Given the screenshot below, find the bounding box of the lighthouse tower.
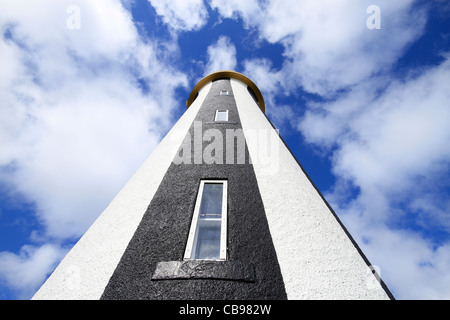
[33,71,393,300]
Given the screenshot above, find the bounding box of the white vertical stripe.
[231,78,389,299]
[33,83,212,300]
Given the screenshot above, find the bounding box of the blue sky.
[0,0,449,300]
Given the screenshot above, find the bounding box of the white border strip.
[33,83,212,300]
[231,78,389,300]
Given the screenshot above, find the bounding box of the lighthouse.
[32,71,393,300]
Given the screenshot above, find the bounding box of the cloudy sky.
[0,0,449,300]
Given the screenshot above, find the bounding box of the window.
[184,180,227,261]
[215,110,228,121]
[220,90,229,95]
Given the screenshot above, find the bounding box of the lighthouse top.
[186,70,266,113]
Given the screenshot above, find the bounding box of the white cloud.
[318,57,450,200]
[208,0,261,26]
[241,58,296,129]
[204,36,237,75]
[0,0,188,298]
[242,58,283,96]
[213,0,425,96]
[148,0,209,32]
[0,0,188,238]
[337,212,450,299]
[0,244,67,299]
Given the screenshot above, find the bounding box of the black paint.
[101,79,287,300]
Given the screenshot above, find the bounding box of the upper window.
[184,180,227,261]
[215,110,228,122]
[220,90,229,95]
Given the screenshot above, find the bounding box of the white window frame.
[220,90,229,95]
[184,180,227,261]
[215,109,229,121]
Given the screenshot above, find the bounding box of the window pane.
[194,225,221,259]
[220,90,228,95]
[184,180,227,261]
[215,110,228,121]
[199,183,223,219]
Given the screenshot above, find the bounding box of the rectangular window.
[220,90,229,95]
[184,180,227,261]
[215,110,228,121]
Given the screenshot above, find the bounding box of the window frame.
[214,109,229,122]
[184,180,228,261]
[220,90,229,95]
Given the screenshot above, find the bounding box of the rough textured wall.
[101,79,287,300]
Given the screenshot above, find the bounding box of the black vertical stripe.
[101,79,287,300]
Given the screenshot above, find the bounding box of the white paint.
[231,78,389,299]
[32,83,212,300]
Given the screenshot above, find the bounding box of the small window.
[220,90,229,95]
[215,110,228,121]
[184,180,227,261]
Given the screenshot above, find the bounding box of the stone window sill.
[151,260,255,282]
